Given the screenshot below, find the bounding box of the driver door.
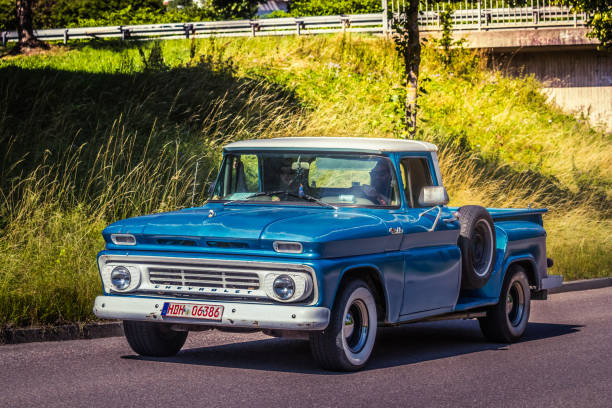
[397,156,461,317]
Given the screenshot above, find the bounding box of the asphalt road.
[2,287,611,408]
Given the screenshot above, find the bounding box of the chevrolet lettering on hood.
[93,137,562,371]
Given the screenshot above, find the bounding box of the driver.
[277,159,298,191]
[363,160,392,205]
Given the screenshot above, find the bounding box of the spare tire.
[457,205,496,290]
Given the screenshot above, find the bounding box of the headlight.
[110,266,131,290]
[264,272,312,302]
[273,275,295,300]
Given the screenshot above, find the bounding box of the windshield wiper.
[299,192,338,209]
[226,190,337,209]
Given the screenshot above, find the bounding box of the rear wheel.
[310,279,377,371]
[123,321,188,357]
[478,266,531,343]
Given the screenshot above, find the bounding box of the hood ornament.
[208,209,215,218]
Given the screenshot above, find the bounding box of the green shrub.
[289,0,382,16]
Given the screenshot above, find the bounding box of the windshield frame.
[208,150,402,209]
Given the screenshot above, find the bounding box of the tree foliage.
[0,0,258,31]
[562,0,611,50]
[289,0,381,16]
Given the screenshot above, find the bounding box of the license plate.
[161,302,224,321]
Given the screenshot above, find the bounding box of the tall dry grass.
[439,148,611,280]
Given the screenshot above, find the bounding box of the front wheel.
[310,279,377,371]
[123,321,188,357]
[478,266,531,343]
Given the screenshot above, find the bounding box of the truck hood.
[102,204,400,258]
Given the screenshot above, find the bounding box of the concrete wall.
[423,28,611,132]
[493,49,612,132]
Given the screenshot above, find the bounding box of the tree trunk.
[14,0,47,51]
[16,0,35,43]
[404,1,420,139]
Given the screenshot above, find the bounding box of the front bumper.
[93,296,330,331]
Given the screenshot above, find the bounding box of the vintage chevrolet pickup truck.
[94,137,562,371]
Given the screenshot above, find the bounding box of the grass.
[0,35,609,327]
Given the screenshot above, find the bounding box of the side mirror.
[418,186,449,207]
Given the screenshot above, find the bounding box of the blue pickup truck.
[94,137,562,371]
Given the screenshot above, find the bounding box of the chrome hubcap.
[343,313,355,338]
[344,299,369,353]
[507,281,525,327]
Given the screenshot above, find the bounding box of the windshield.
[210,152,400,207]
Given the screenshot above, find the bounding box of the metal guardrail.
[1,1,586,46]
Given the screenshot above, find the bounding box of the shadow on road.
[121,320,582,374]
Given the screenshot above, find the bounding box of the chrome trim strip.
[273,241,304,254]
[110,234,136,246]
[93,295,330,331]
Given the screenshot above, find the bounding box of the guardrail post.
[341,16,351,31]
[532,8,539,25]
[1,32,7,47]
[250,22,260,37]
[63,29,69,44]
[573,12,577,27]
[485,11,491,27]
[296,20,304,35]
[478,0,482,31]
[121,27,131,40]
[184,24,194,39]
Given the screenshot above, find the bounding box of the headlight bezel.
[102,264,141,293]
[264,272,313,303]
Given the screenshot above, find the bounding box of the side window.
[400,158,433,208]
[215,154,260,199]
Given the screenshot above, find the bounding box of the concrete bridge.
[460,28,610,132]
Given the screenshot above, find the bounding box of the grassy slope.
[0,35,609,327]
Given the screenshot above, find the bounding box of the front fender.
[315,253,404,323]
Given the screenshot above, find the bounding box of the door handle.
[389,227,403,235]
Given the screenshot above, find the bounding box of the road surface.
[1,287,611,407]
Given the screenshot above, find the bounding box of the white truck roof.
[223,137,438,153]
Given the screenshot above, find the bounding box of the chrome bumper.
[93,296,330,331]
[541,275,563,290]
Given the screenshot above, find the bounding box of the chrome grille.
[99,255,316,303]
[148,267,260,290]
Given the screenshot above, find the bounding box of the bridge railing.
[394,0,588,31]
[1,1,585,46]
